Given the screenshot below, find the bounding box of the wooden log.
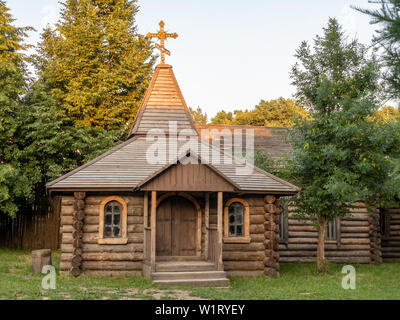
[61,205,74,215]
[250,224,265,234]
[264,204,276,214]
[223,251,264,261]
[223,261,264,271]
[70,267,81,277]
[81,261,142,271]
[226,270,264,277]
[250,215,265,224]
[61,197,74,206]
[341,226,370,233]
[62,243,143,253]
[75,210,85,221]
[264,195,276,204]
[223,242,265,252]
[74,192,86,200]
[73,200,85,211]
[71,255,82,267]
[62,252,144,262]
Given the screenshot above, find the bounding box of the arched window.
[98,196,128,244]
[228,202,244,237]
[104,201,122,238]
[224,198,250,243]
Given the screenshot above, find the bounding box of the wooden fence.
[0,196,61,250]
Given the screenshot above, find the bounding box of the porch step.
[153,278,229,287]
[152,270,227,281]
[156,261,216,272]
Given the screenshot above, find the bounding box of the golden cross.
[147,20,178,64]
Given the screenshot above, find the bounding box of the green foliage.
[288,18,400,224]
[211,110,234,124]
[19,80,121,212]
[210,98,309,127]
[370,105,400,122]
[0,165,30,217]
[0,1,34,216]
[35,0,155,131]
[354,0,400,101]
[189,106,208,124]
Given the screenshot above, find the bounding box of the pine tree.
[354,0,400,101]
[35,0,155,131]
[0,1,33,216]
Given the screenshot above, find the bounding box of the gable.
[140,162,237,192]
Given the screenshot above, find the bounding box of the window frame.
[325,217,341,246]
[98,196,128,245]
[380,209,391,239]
[223,198,250,244]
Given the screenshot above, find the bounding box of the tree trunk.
[316,216,328,273]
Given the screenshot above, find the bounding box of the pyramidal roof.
[128,64,197,137]
[47,63,299,194]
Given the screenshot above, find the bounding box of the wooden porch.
[142,191,229,286]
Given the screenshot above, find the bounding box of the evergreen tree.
[354,1,400,101]
[0,1,32,216]
[289,18,400,272]
[35,0,155,131]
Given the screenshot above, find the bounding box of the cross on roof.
[147,20,178,64]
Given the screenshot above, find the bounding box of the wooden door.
[156,196,197,256]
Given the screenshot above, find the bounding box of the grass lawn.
[0,248,399,300]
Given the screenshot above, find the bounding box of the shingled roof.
[47,64,299,194]
[195,124,292,161]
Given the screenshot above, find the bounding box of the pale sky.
[8,0,378,118]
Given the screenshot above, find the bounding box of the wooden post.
[204,192,210,260]
[143,192,148,262]
[151,191,157,272]
[217,191,223,271]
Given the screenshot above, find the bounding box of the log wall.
[60,194,144,276]
[382,208,400,261]
[212,194,280,277]
[279,202,380,264]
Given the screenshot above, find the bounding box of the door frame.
[156,192,202,257]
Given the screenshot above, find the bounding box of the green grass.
[1,248,399,300]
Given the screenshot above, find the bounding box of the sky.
[7,0,379,118]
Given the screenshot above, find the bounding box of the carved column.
[264,195,280,277]
[369,209,382,264]
[71,192,85,277]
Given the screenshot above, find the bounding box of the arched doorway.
[156,195,198,257]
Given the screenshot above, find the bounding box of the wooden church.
[47,21,299,286]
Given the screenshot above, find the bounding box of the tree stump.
[32,249,52,274]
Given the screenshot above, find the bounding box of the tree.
[211,110,234,124]
[370,105,400,122]
[189,106,208,124]
[18,81,120,214]
[233,98,309,127]
[210,98,309,127]
[35,0,155,131]
[0,1,33,216]
[289,18,400,272]
[354,1,400,101]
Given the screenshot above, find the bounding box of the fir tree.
[35,0,155,131]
